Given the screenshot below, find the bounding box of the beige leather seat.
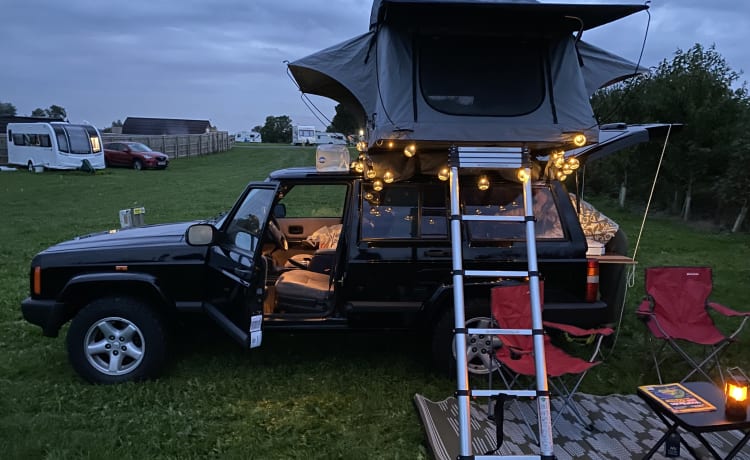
[275,269,332,301]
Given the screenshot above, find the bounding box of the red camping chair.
[490,283,614,430]
[636,266,750,385]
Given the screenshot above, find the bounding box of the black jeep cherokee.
[19,125,669,384]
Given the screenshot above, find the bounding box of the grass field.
[1,144,748,459]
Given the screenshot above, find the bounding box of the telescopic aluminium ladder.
[449,146,554,459]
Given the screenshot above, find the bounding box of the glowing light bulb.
[567,157,580,170]
[373,179,384,191]
[383,171,394,183]
[356,141,367,152]
[358,129,364,137]
[354,161,365,173]
[573,133,587,147]
[477,175,490,191]
[403,144,416,158]
[516,168,530,183]
[387,141,394,149]
[366,168,377,179]
[438,167,450,181]
[364,192,374,201]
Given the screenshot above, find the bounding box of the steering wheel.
[267,217,288,251]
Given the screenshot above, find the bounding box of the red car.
[103,142,169,170]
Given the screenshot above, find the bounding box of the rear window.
[419,36,545,116]
[462,183,564,241]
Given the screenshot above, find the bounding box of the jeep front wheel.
[431,298,502,377]
[67,297,167,384]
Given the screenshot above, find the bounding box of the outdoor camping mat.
[413,393,750,460]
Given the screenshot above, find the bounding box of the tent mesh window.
[419,36,546,116]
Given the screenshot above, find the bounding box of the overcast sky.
[2,0,748,134]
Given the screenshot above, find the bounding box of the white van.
[6,122,105,171]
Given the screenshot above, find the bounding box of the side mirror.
[273,203,287,218]
[185,223,217,246]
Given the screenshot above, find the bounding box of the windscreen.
[64,125,93,154]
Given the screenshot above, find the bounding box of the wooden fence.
[101,132,233,159]
[0,131,233,164]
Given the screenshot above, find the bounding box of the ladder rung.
[471,389,537,398]
[474,455,543,460]
[455,147,525,169]
[457,147,524,155]
[456,160,523,169]
[467,327,531,336]
[461,215,526,222]
[464,270,529,278]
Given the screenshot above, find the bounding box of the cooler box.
[315,144,350,172]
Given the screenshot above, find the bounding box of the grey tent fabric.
[369,0,646,32]
[288,0,650,156]
[578,40,649,95]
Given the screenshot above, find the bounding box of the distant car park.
[104,142,169,170]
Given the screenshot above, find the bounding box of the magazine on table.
[638,383,717,414]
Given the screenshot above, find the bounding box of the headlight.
[143,154,153,159]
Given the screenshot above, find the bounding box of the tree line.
[0,102,67,120]
[589,43,749,232]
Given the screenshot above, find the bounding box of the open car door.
[202,182,280,349]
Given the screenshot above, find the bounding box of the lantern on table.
[724,367,749,421]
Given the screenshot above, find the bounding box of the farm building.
[122,117,213,135]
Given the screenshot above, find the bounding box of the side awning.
[568,123,682,163]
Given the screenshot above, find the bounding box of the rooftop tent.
[288,0,649,171]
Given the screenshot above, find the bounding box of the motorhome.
[235,131,262,143]
[6,122,105,171]
[291,125,316,145]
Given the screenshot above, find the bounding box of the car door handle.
[424,249,450,257]
[233,268,253,279]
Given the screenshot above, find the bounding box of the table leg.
[642,423,678,460]
[723,430,750,460]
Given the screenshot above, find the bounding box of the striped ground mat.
[414,392,750,459]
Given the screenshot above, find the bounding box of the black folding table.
[638,381,750,459]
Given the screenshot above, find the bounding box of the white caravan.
[6,122,105,171]
[291,125,316,145]
[235,131,262,143]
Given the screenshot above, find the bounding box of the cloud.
[1,0,747,133]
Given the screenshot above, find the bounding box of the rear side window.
[12,133,25,145]
[279,184,347,218]
[361,183,447,240]
[462,183,564,241]
[420,36,545,116]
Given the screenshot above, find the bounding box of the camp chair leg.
[679,344,727,385]
[490,359,539,442]
[549,378,592,430]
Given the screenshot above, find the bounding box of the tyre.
[431,297,501,377]
[66,296,168,384]
[133,159,143,170]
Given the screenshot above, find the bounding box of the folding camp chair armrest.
[543,320,614,337]
[707,301,750,317]
[636,299,654,318]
